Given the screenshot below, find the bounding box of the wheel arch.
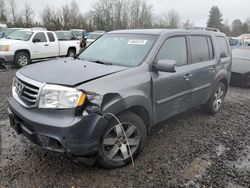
[15,49,31,58]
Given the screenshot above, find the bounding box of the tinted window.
[47,32,55,42]
[190,36,210,63]
[217,37,229,58]
[156,37,187,66]
[33,32,47,42]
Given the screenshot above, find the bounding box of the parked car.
[86,31,105,46]
[55,30,77,40]
[70,29,86,40]
[228,37,247,47]
[230,47,250,87]
[0,29,80,67]
[238,34,250,46]
[8,28,231,168]
[2,28,25,38]
[0,23,7,38]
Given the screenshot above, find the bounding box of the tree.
[207,6,223,30]
[231,19,243,37]
[23,3,34,27]
[182,19,194,28]
[41,6,62,30]
[8,0,16,24]
[165,9,180,28]
[0,0,7,22]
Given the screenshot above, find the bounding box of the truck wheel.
[67,49,76,57]
[204,82,226,114]
[14,52,30,68]
[97,111,147,168]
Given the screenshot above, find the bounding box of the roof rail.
[186,27,220,32]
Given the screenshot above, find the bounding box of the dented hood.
[19,58,128,86]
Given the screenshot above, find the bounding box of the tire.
[97,111,147,168]
[14,52,30,68]
[204,82,227,114]
[67,49,76,57]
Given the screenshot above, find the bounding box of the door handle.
[44,44,49,46]
[184,73,192,81]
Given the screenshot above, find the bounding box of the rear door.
[151,36,193,123]
[187,35,217,107]
[46,32,59,57]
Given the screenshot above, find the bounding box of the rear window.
[190,36,211,63]
[47,32,55,42]
[216,37,229,58]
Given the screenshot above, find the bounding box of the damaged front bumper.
[7,97,109,159]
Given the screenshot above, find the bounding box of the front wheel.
[97,111,147,168]
[14,52,30,68]
[204,82,227,114]
[67,49,76,57]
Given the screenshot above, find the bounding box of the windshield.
[55,31,72,40]
[87,33,103,40]
[4,28,20,37]
[71,31,82,37]
[232,48,250,60]
[6,30,33,41]
[78,33,157,67]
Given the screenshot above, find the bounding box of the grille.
[15,77,40,107]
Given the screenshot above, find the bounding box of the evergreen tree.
[207,6,223,30]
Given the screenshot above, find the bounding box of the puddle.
[183,155,212,181]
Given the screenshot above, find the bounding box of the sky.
[15,0,249,26]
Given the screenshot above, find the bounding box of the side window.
[216,36,229,58]
[47,32,55,42]
[156,37,187,66]
[190,36,210,63]
[33,32,47,42]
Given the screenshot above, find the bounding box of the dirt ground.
[0,69,250,188]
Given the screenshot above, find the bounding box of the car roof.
[108,28,225,36]
[19,29,52,32]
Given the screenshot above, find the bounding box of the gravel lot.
[0,68,250,188]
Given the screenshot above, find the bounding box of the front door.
[151,36,193,123]
[30,32,50,59]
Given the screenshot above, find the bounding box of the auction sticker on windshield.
[128,40,147,45]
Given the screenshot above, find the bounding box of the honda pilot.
[8,28,232,168]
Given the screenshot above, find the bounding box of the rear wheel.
[67,49,76,57]
[204,82,226,114]
[97,111,147,168]
[14,52,30,68]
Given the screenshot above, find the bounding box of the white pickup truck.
[0,29,80,67]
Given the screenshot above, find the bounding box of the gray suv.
[8,28,232,168]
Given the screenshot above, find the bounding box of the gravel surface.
[0,69,250,187]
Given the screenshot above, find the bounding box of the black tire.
[204,82,227,114]
[14,52,30,68]
[67,49,76,57]
[97,111,147,168]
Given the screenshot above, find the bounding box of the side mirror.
[32,38,40,43]
[153,60,177,73]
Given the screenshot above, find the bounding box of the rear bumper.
[8,97,109,157]
[0,52,14,64]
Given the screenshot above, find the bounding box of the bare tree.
[8,0,16,24]
[41,6,62,30]
[0,0,7,22]
[23,3,34,27]
[182,19,194,28]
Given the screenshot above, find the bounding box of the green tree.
[231,19,243,37]
[207,6,223,30]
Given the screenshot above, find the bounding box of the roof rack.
[186,27,220,32]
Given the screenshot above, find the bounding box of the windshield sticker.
[128,40,147,45]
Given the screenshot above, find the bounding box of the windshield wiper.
[88,59,113,65]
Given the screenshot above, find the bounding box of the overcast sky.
[15,0,249,26]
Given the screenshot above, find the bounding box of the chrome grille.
[13,72,44,108]
[15,78,39,106]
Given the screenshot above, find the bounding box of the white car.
[86,32,105,46]
[0,29,80,67]
[238,34,250,46]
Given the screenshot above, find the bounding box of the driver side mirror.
[32,38,40,43]
[153,60,177,73]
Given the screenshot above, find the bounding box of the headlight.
[0,45,10,52]
[38,84,86,109]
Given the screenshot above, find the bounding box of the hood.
[0,39,25,45]
[232,58,250,74]
[19,58,129,86]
